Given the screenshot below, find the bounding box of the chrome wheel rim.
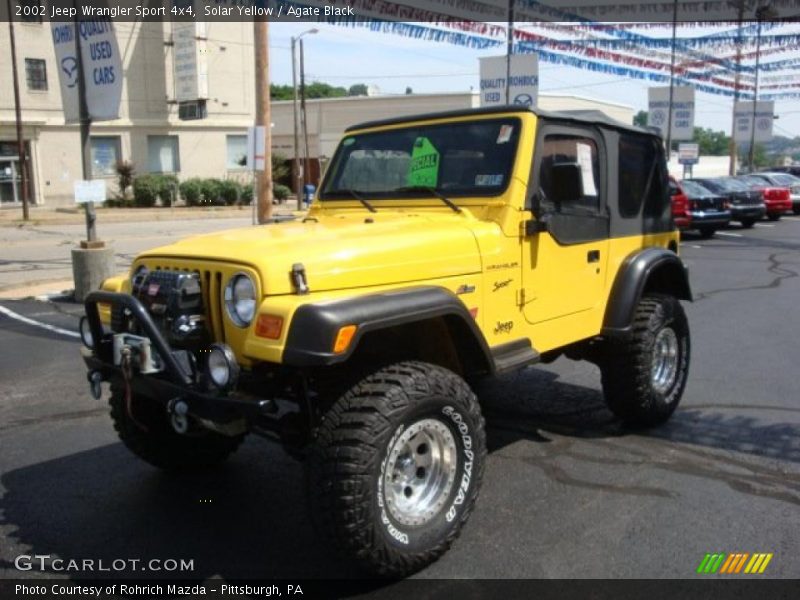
[383,418,457,527]
[651,327,679,396]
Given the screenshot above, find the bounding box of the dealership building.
[1,19,633,208]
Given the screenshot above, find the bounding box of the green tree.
[348,83,369,96]
[633,110,648,127]
[693,127,730,155]
[405,86,413,95]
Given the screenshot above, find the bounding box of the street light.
[292,28,317,203]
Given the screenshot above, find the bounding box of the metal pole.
[74,4,99,245]
[254,20,273,223]
[300,38,311,188]
[505,0,514,104]
[291,36,302,202]
[665,0,678,157]
[748,12,763,172]
[728,2,745,176]
[7,3,30,221]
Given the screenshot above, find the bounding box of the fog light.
[79,316,94,349]
[205,343,239,391]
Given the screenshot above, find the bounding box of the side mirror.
[525,214,551,236]
[550,162,584,205]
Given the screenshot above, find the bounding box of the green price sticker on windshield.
[406,137,440,188]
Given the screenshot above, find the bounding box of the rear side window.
[618,134,664,218]
[539,134,600,213]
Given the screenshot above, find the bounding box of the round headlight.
[79,316,94,349]
[205,343,240,391]
[225,273,256,327]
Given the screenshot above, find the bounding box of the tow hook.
[87,371,103,400]
[167,398,190,434]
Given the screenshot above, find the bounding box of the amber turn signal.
[255,314,283,339]
[333,324,358,354]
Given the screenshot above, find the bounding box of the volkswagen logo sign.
[513,93,534,107]
[61,56,79,89]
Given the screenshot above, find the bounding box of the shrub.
[179,178,204,206]
[132,174,178,207]
[200,178,225,206]
[115,160,135,199]
[237,184,290,205]
[132,175,159,207]
[240,185,253,206]
[219,179,241,206]
[273,183,291,202]
[156,174,178,207]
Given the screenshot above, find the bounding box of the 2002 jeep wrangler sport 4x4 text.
[81,106,691,576]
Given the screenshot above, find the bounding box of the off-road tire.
[109,382,244,470]
[740,219,756,229]
[793,206,800,215]
[767,213,781,221]
[601,295,690,428]
[698,227,716,239]
[307,361,486,577]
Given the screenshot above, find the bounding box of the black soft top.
[345,105,660,139]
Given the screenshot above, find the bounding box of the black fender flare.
[602,247,692,337]
[282,286,496,373]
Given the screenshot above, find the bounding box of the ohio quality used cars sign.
[50,18,123,123]
[648,86,695,141]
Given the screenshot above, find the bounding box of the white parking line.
[716,232,743,238]
[0,304,80,339]
[783,216,800,222]
[755,223,775,227]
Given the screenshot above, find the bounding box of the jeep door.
[521,125,610,327]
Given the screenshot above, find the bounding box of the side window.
[539,135,600,213]
[619,134,660,218]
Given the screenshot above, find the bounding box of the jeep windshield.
[320,118,521,202]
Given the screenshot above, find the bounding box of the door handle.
[587,250,600,263]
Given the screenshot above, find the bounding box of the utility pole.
[8,2,30,221]
[728,1,747,175]
[291,36,302,200]
[75,7,99,246]
[505,0,514,104]
[254,20,273,223]
[748,5,766,172]
[300,38,311,188]
[665,0,679,157]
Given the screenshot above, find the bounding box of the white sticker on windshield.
[497,125,514,144]
[576,143,598,197]
[475,174,503,186]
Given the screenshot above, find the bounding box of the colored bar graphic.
[698,552,773,575]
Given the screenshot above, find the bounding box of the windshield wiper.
[326,188,377,213]
[394,186,462,213]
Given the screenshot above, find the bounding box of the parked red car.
[669,176,690,230]
[736,175,793,220]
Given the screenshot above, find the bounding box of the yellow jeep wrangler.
[80,106,691,576]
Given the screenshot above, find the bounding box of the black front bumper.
[83,291,278,427]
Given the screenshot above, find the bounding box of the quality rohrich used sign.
[50,18,122,123]
[479,54,538,108]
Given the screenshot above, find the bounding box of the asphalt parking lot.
[1,218,799,585]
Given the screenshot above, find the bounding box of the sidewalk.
[0,202,301,299]
[1,201,298,227]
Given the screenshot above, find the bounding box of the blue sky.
[268,21,800,139]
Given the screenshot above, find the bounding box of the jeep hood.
[138,212,486,295]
